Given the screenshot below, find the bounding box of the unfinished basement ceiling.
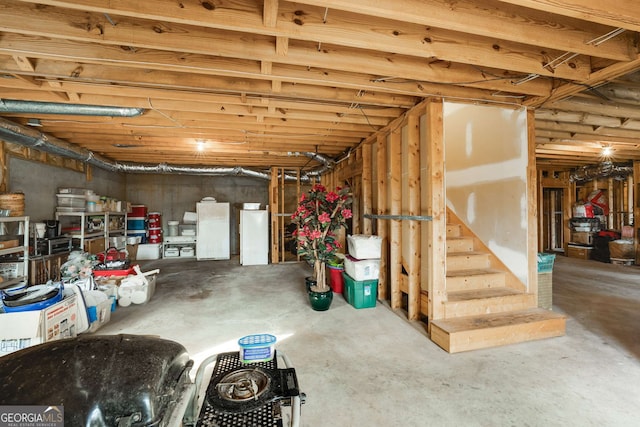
[1,0,640,173]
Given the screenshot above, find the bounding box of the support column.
[389,129,402,309]
[362,143,373,235]
[376,134,389,300]
[426,99,446,326]
[527,109,538,297]
[407,113,421,321]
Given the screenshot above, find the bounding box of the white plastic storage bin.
[344,255,380,281]
[180,246,194,257]
[347,234,382,260]
[164,247,179,257]
[56,194,86,208]
[136,243,162,260]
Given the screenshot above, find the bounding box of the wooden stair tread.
[431,307,565,333]
[446,268,504,278]
[447,287,524,301]
[430,308,566,353]
[447,250,487,257]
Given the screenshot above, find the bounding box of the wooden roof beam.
[291,0,635,60]
[495,0,640,32]
[0,7,553,96]
[13,0,633,61]
[263,0,279,27]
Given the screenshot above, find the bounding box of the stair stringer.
[446,207,526,293]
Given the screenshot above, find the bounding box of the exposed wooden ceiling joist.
[0,0,639,171]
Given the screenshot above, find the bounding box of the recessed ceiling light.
[602,146,613,157]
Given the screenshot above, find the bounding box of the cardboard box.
[567,245,593,260]
[571,231,594,245]
[0,261,25,282]
[0,239,19,250]
[0,294,78,357]
[127,243,138,260]
[84,237,106,254]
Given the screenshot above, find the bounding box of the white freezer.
[196,202,230,260]
[240,209,269,265]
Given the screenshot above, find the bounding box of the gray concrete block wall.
[8,156,269,255]
[125,174,269,255]
[9,156,127,223]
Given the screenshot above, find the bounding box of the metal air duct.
[0,117,330,181]
[569,161,633,182]
[0,99,144,117]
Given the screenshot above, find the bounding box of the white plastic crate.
[347,234,382,260]
[56,194,86,208]
[137,243,162,260]
[344,256,380,281]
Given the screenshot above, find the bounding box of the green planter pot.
[308,288,333,311]
[305,276,316,293]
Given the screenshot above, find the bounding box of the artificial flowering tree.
[291,184,353,292]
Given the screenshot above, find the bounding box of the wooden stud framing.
[425,99,446,325]
[376,134,389,300]
[389,127,402,310]
[270,167,279,264]
[362,143,373,235]
[280,167,286,262]
[406,113,421,321]
[526,109,538,297]
[635,162,640,265]
[0,141,6,192]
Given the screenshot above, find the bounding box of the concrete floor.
[98,255,640,426]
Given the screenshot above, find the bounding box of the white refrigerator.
[240,209,269,265]
[196,202,230,260]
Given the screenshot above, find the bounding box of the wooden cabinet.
[29,252,69,284]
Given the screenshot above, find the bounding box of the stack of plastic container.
[56,188,88,213]
[147,212,162,244]
[127,204,147,243]
[342,234,382,309]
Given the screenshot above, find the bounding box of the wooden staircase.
[429,220,566,353]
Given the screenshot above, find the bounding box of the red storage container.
[328,265,345,293]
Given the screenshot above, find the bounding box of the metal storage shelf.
[55,211,127,252]
[164,235,197,259]
[0,215,29,288]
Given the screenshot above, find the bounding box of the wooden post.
[527,109,538,297]
[634,162,640,264]
[376,134,389,300]
[389,128,402,309]
[0,141,7,192]
[362,143,373,235]
[537,169,545,253]
[297,168,301,262]
[407,113,421,321]
[280,167,286,262]
[270,167,279,264]
[426,99,446,326]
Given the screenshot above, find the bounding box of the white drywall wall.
[444,102,529,284]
